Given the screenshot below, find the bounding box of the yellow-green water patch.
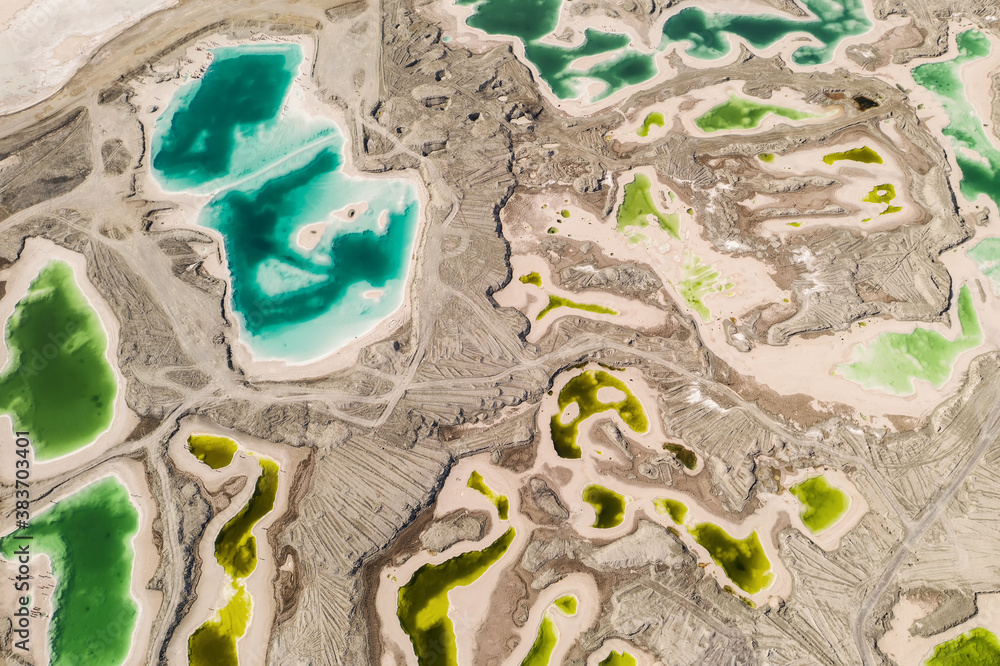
[554,595,577,616]
[188,434,239,470]
[560,209,571,218]
[689,523,774,595]
[654,498,688,524]
[520,610,558,666]
[968,238,1000,295]
[637,112,665,137]
[550,369,648,459]
[520,272,543,287]
[677,251,731,322]
[616,174,680,239]
[822,146,883,165]
[398,527,516,665]
[694,94,817,132]
[862,183,901,215]
[599,650,638,666]
[663,442,697,469]
[837,284,982,395]
[468,470,509,520]
[925,627,1000,665]
[789,475,850,534]
[536,295,618,321]
[583,484,627,529]
[759,153,775,163]
[547,227,559,234]
[188,582,252,666]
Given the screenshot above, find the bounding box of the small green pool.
[550,369,648,459]
[694,94,817,132]
[468,470,509,520]
[689,523,774,595]
[583,484,627,529]
[925,627,1000,665]
[654,498,688,524]
[188,434,239,470]
[789,475,850,534]
[616,174,680,238]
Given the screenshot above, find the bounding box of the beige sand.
[879,592,1000,665]
[377,362,872,662]
[0,458,162,666]
[163,416,308,666]
[0,0,176,115]
[0,238,139,484]
[134,33,429,381]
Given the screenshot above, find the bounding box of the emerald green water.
[968,238,1000,295]
[0,478,139,666]
[837,284,982,395]
[398,527,516,666]
[678,251,731,322]
[789,475,850,534]
[661,0,871,66]
[637,112,665,137]
[823,146,883,165]
[694,94,816,132]
[189,453,279,666]
[520,611,558,666]
[583,484,627,529]
[520,272,542,287]
[188,434,239,470]
[862,183,901,215]
[688,523,774,595]
[554,595,577,615]
[913,31,1000,211]
[0,260,116,460]
[599,651,637,666]
[663,442,697,469]
[654,498,688,524]
[152,45,420,362]
[925,627,1000,665]
[550,369,648,458]
[616,174,680,238]
[468,470,509,520]
[537,295,618,321]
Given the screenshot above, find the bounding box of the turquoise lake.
[152,44,420,362]
[452,0,870,101]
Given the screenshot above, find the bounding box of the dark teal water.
[152,45,420,361]
[661,0,871,66]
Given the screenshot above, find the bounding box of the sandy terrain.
[0,0,176,115]
[163,416,308,666]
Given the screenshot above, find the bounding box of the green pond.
[583,484,627,529]
[188,434,239,470]
[789,475,850,534]
[554,594,577,615]
[654,498,688,524]
[968,238,1000,296]
[925,627,1000,666]
[661,0,871,66]
[152,44,420,363]
[837,284,982,395]
[550,369,648,459]
[0,477,139,666]
[599,650,638,666]
[663,442,697,470]
[398,527,516,666]
[637,112,665,137]
[688,523,774,595]
[678,251,731,322]
[913,31,1000,211]
[616,174,680,238]
[189,453,279,665]
[520,272,543,287]
[468,470,509,520]
[759,153,775,163]
[694,94,816,132]
[862,183,901,216]
[537,295,618,321]
[0,260,117,460]
[520,610,558,666]
[823,146,883,165]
